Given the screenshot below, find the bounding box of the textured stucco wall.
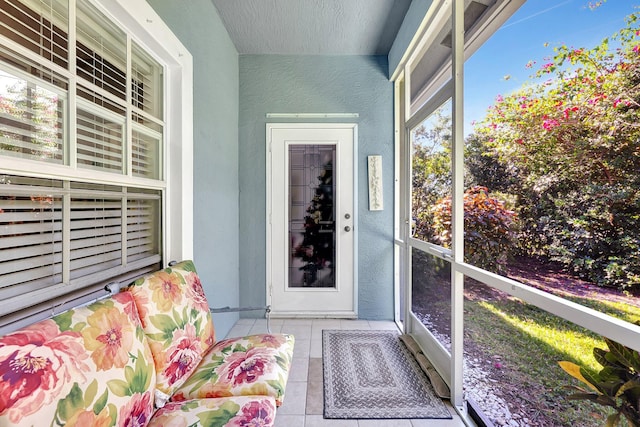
[146,0,240,338]
[239,55,395,320]
[388,0,434,77]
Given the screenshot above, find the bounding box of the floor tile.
[249,318,279,334]
[281,324,313,340]
[309,336,323,358]
[274,415,305,427]
[409,415,467,427]
[224,324,252,338]
[278,381,307,415]
[282,318,314,326]
[358,419,412,426]
[292,339,311,359]
[305,358,323,415]
[367,320,400,330]
[340,319,370,330]
[311,319,342,329]
[289,356,309,382]
[304,415,359,426]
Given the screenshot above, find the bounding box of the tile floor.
[224,318,471,427]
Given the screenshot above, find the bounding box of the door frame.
[265,123,358,318]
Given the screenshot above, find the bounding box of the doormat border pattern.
[322,329,452,419]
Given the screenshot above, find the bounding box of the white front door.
[267,123,357,317]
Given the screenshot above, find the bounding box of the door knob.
[344,226,351,232]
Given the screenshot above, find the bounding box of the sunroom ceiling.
[210,0,412,55]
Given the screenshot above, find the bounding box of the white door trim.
[266,123,358,318]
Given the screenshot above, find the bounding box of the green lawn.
[464,292,640,426]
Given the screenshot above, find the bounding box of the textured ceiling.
[211,0,412,55]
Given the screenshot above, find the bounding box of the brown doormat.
[399,334,451,399]
[322,330,452,419]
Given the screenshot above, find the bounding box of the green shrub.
[431,186,518,272]
[559,335,640,426]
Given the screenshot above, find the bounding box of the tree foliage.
[471,11,640,292]
[411,105,452,242]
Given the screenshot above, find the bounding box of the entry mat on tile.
[322,329,452,419]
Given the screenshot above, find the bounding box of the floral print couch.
[0,260,295,427]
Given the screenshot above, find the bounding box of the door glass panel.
[288,144,336,288]
[410,98,452,245]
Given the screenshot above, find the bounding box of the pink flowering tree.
[471,11,640,291]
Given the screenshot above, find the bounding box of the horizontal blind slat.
[0,263,62,288]
[70,233,120,249]
[0,251,62,276]
[0,241,62,262]
[70,241,121,259]
[0,220,62,236]
[70,226,122,240]
[0,231,63,249]
[0,274,62,301]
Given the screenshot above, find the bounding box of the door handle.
[344,226,351,232]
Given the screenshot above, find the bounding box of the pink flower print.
[228,399,276,427]
[164,324,201,386]
[118,392,154,427]
[185,272,209,312]
[247,334,287,349]
[0,320,89,423]
[216,347,274,387]
[113,292,143,326]
[147,401,188,427]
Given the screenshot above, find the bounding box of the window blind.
[0,178,63,301]
[76,104,124,173]
[69,191,123,279]
[132,128,160,179]
[0,175,162,317]
[0,0,166,327]
[0,0,69,69]
[126,192,160,263]
[131,42,163,119]
[76,0,126,101]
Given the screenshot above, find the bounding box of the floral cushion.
[148,396,276,427]
[124,260,216,403]
[172,333,295,406]
[0,292,156,427]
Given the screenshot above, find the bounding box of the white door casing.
[266,123,357,317]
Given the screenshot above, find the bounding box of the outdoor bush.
[431,186,518,272]
[470,11,640,292]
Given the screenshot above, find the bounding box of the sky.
[464,0,640,135]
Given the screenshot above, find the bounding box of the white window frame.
[0,0,193,324]
[392,0,640,417]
